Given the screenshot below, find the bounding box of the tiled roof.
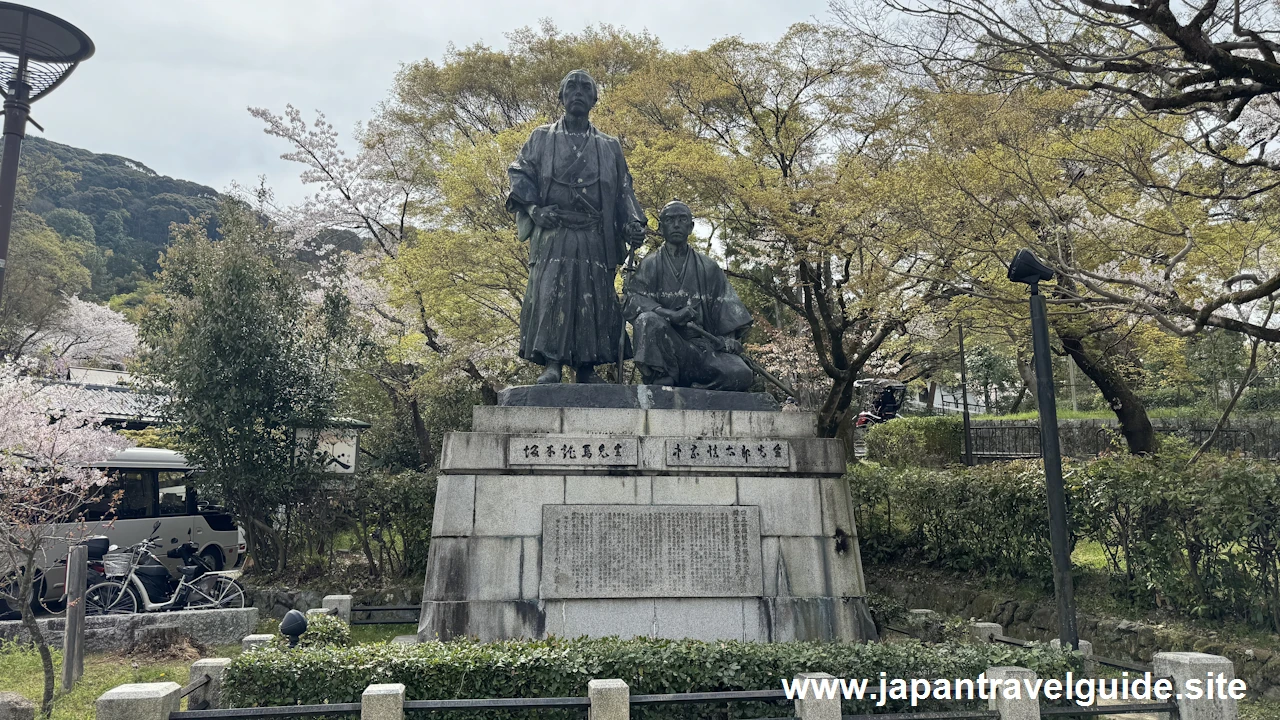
[31,380,164,424]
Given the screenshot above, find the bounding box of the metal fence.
[350,604,419,626]
[971,424,1042,460]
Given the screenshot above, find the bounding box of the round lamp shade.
[0,2,93,102]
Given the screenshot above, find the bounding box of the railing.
[971,425,1042,459]
[349,604,419,626]
[404,696,589,711]
[172,705,360,719]
[179,674,212,712]
[1038,704,1177,717]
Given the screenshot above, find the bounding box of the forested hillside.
[19,136,219,299]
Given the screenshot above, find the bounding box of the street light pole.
[1008,248,1079,650]
[0,2,95,303]
[0,72,30,301]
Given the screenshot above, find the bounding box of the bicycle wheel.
[85,581,138,616]
[186,575,245,610]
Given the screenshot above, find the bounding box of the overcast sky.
[28,0,830,205]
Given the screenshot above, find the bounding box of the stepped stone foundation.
[419,386,876,643]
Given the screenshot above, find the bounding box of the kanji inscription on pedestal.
[664,439,790,468]
[507,436,639,466]
[541,505,762,598]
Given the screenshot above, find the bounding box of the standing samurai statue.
[506,69,648,384]
[624,200,755,391]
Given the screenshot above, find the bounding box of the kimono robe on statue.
[506,119,647,367]
[624,244,756,391]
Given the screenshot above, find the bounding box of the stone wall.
[0,607,257,653]
[869,573,1280,698]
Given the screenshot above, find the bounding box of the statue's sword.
[683,320,797,397]
[616,241,641,385]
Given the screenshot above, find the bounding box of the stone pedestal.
[419,386,876,643]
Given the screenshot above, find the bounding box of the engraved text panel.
[541,505,762,598]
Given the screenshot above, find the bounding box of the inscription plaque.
[508,436,639,466]
[665,439,790,468]
[542,505,762,598]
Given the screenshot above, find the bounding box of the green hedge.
[848,460,1057,579]
[864,416,962,468]
[1071,443,1280,629]
[224,637,1079,719]
[849,443,1280,630]
[270,613,351,649]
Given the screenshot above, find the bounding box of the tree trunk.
[1015,347,1037,411]
[817,373,857,438]
[408,398,435,469]
[18,558,54,717]
[1058,333,1156,453]
[1007,383,1028,414]
[926,381,936,413]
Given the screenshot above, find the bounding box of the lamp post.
[957,323,974,466]
[0,3,93,302]
[1007,248,1079,650]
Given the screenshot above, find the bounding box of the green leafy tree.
[140,200,347,572]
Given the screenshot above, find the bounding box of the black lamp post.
[957,323,974,466]
[0,3,93,302]
[1007,248,1079,650]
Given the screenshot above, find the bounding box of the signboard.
[296,428,361,474]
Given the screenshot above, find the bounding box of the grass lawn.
[0,622,411,720]
[0,641,241,720]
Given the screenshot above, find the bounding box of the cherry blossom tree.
[0,361,130,716]
[24,296,138,372]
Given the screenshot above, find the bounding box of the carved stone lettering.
[665,439,790,468]
[508,436,639,466]
[541,505,762,598]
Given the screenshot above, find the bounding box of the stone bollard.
[1049,638,1096,675]
[792,672,841,720]
[242,634,274,651]
[322,594,353,623]
[970,622,1002,643]
[906,609,943,642]
[96,683,182,720]
[362,683,405,720]
[1154,652,1240,720]
[985,667,1040,720]
[306,608,334,618]
[0,692,35,720]
[588,679,629,720]
[188,658,232,710]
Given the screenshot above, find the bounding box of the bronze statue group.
[507,69,756,392]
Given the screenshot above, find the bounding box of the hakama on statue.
[506,120,646,368]
[624,244,756,391]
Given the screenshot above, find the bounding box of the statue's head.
[658,199,693,246]
[559,69,599,117]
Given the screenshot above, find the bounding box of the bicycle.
[85,521,244,615]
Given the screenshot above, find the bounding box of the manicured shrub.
[849,444,1280,630]
[1071,442,1280,630]
[223,636,1079,719]
[865,416,962,468]
[849,461,1059,580]
[269,613,351,649]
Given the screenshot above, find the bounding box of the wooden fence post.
[61,544,86,690]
